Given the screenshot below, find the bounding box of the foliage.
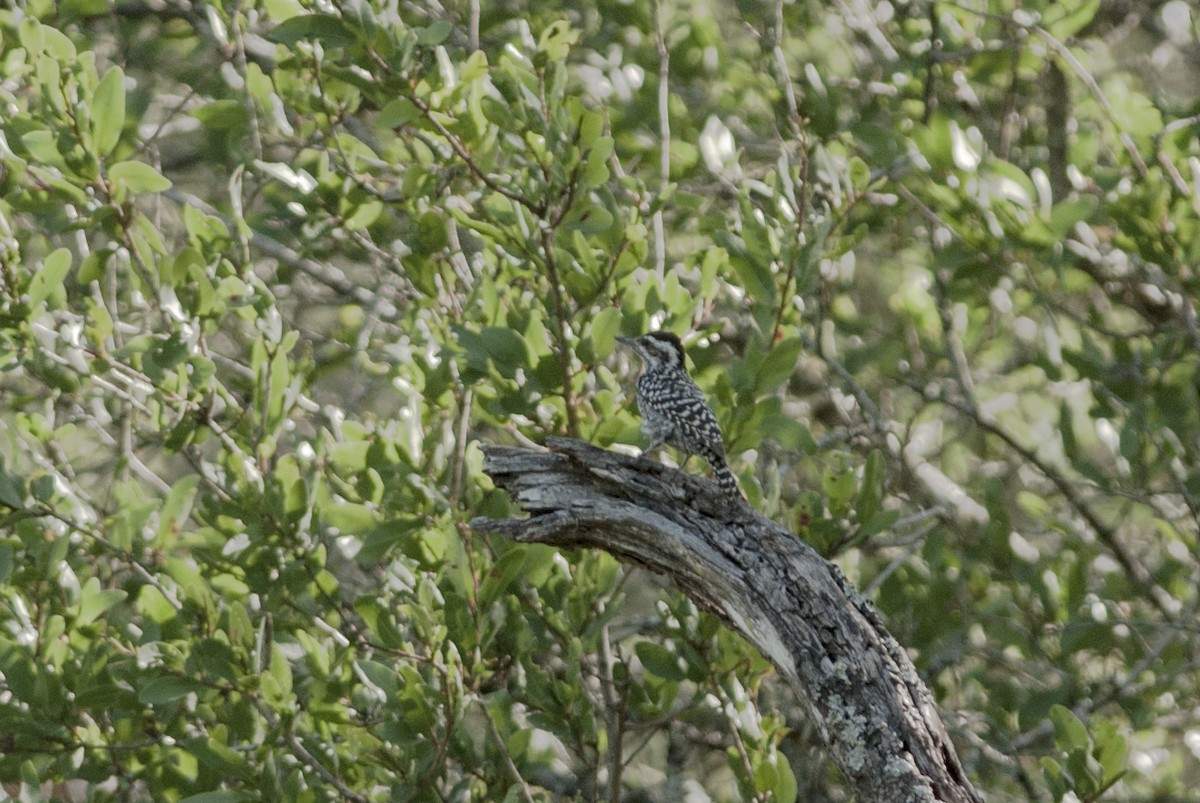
[0,0,1198,800]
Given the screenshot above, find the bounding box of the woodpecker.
[616,331,741,498]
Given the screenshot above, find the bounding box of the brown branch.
[652,0,670,280]
[481,699,538,803]
[768,0,811,345]
[539,227,579,437]
[407,94,547,217]
[1043,59,1071,203]
[471,438,984,803]
[1032,25,1149,179]
[922,1,940,125]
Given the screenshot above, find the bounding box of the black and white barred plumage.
[617,332,741,499]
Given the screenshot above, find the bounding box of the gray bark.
[470,437,984,803]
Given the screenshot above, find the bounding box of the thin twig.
[922,1,940,124]
[769,0,811,344]
[714,681,770,803]
[932,272,978,413]
[282,722,367,801]
[408,94,547,216]
[801,331,884,428]
[652,0,670,282]
[1032,25,1149,178]
[600,625,626,803]
[480,699,538,803]
[536,225,579,436]
[468,0,480,51]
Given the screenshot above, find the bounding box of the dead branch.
[470,437,983,803]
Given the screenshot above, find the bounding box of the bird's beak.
[615,335,646,365]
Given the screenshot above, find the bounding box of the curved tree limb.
[470,438,983,803]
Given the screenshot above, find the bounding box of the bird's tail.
[711,456,743,499]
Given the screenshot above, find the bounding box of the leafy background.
[1,0,1199,800]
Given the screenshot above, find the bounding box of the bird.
[616,331,741,499]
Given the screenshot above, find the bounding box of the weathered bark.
[470,438,983,803]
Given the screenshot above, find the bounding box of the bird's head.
[616,331,686,372]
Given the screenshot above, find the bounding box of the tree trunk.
[470,438,984,803]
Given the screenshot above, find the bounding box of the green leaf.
[1096,729,1128,783]
[482,553,529,614]
[263,643,293,703]
[267,14,357,47]
[855,449,886,525]
[345,199,383,231]
[1041,756,1069,801]
[77,576,127,626]
[565,205,614,235]
[156,475,200,543]
[1048,196,1098,239]
[857,509,901,540]
[193,99,249,131]
[822,452,857,514]
[20,129,67,169]
[577,108,604,150]
[42,24,78,59]
[183,204,231,245]
[1050,704,1091,753]
[761,412,817,454]
[1119,404,1145,463]
[357,518,421,563]
[848,155,872,193]
[186,735,256,783]
[717,231,774,301]
[472,326,530,369]
[583,135,613,188]
[416,211,449,255]
[668,140,699,178]
[0,467,26,508]
[144,333,190,381]
[589,308,622,358]
[1043,0,1101,39]
[19,17,44,54]
[180,793,256,803]
[537,20,578,62]
[138,675,204,705]
[635,642,686,682]
[191,639,239,685]
[28,248,72,307]
[357,660,400,698]
[322,502,376,534]
[771,752,798,803]
[378,98,420,128]
[328,440,370,472]
[754,338,802,396]
[19,761,42,795]
[340,0,376,41]
[755,753,798,802]
[92,65,126,157]
[0,638,38,701]
[108,160,172,193]
[418,20,453,46]
[1103,79,1163,144]
[78,251,110,285]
